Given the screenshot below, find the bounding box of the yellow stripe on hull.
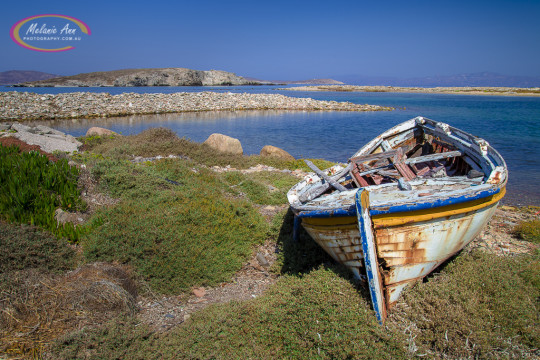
[372,187,505,228]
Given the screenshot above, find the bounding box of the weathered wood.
[393,147,416,181]
[352,150,463,179]
[377,169,400,178]
[414,165,431,176]
[405,150,463,165]
[299,164,351,202]
[462,155,483,173]
[350,150,397,164]
[351,164,370,188]
[304,160,348,192]
[381,140,392,151]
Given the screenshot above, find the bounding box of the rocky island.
[15,68,259,87]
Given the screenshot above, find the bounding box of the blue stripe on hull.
[294,187,500,220]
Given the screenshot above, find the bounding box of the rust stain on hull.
[376,201,498,307]
[301,199,500,309]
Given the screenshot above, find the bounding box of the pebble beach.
[0,91,393,121]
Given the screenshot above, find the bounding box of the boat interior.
[347,130,478,190]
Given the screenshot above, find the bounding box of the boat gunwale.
[293,185,502,220]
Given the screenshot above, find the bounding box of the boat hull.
[299,187,504,309]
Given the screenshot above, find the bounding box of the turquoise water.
[3,86,539,205]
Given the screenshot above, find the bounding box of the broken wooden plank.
[350,150,397,164]
[351,150,463,179]
[351,164,371,188]
[299,164,352,202]
[393,147,416,181]
[405,150,463,165]
[304,160,347,192]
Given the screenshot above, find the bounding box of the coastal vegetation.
[0,130,538,359]
[514,219,540,243]
[0,145,86,241]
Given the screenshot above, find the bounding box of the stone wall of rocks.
[279,85,540,96]
[0,91,393,121]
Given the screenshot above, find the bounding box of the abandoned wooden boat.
[287,116,507,323]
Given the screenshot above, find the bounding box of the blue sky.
[2,0,540,80]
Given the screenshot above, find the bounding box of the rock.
[0,123,11,131]
[203,133,243,155]
[9,123,82,154]
[55,208,83,225]
[256,252,270,268]
[260,145,295,161]
[86,127,118,137]
[11,123,32,132]
[35,125,65,136]
[192,287,206,298]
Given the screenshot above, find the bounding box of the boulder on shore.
[86,127,118,137]
[203,133,243,155]
[1,122,81,154]
[260,145,295,161]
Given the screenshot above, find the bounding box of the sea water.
[2,86,539,205]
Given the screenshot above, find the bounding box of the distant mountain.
[16,68,259,87]
[335,72,540,87]
[0,70,60,85]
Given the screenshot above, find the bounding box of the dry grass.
[0,262,137,359]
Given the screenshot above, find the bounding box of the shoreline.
[0,91,392,121]
[279,85,540,97]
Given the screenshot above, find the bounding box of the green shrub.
[272,208,337,275]
[223,171,299,205]
[514,219,540,243]
[82,158,270,293]
[0,145,86,241]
